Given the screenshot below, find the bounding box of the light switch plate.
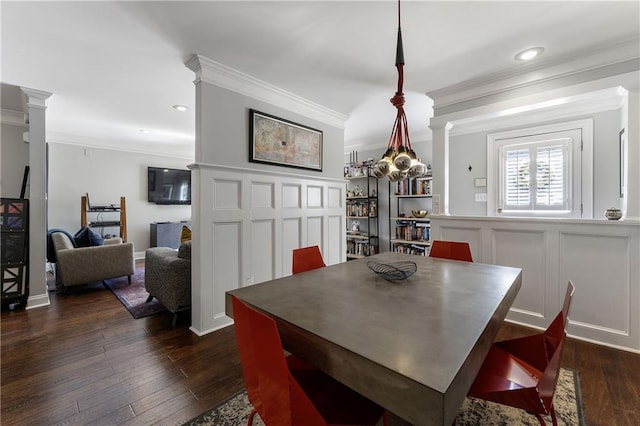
[475,193,487,202]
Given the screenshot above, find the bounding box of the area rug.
[103,266,167,319]
[184,368,584,426]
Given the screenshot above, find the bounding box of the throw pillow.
[180,225,192,244]
[74,227,105,247]
[178,240,191,261]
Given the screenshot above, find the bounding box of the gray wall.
[47,143,193,256]
[198,83,345,178]
[449,109,624,217]
[1,123,29,198]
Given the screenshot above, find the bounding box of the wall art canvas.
[249,109,323,171]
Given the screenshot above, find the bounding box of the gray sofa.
[51,231,135,288]
[144,242,191,326]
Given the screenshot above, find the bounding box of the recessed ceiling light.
[514,47,544,61]
[139,129,150,134]
[172,105,189,112]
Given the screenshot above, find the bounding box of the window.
[500,137,571,212]
[487,119,593,218]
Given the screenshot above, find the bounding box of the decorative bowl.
[412,210,428,218]
[367,261,417,281]
[604,208,622,220]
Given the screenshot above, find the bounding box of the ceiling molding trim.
[20,87,53,109]
[47,134,194,160]
[445,86,627,137]
[0,109,28,127]
[185,54,349,129]
[428,36,640,114]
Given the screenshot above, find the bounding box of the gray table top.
[226,252,522,425]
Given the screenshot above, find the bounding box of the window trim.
[487,119,593,219]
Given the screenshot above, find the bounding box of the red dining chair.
[468,281,575,426]
[292,245,326,274]
[429,240,473,262]
[231,296,388,426]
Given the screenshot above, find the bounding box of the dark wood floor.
[2,271,639,425]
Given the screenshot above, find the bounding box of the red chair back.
[429,240,473,262]
[232,296,325,426]
[292,245,326,274]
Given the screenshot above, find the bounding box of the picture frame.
[249,109,323,172]
[619,128,626,198]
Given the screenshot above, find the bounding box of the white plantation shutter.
[488,120,591,219]
[498,136,573,213]
[504,148,530,207]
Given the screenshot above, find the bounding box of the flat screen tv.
[147,167,191,205]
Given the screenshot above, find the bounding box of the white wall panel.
[561,233,630,339]
[191,164,346,335]
[328,186,343,209]
[251,181,274,209]
[307,216,323,249]
[307,185,323,208]
[493,229,547,324]
[438,226,482,261]
[251,220,275,284]
[214,180,241,210]
[282,183,302,208]
[430,216,640,352]
[213,221,241,317]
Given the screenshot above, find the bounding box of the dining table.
[225,251,522,425]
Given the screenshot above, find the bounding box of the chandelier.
[372,0,427,181]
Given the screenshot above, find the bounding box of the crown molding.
[20,87,53,109]
[428,36,640,115]
[434,86,627,137]
[0,109,28,127]
[185,54,349,129]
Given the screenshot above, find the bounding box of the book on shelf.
[393,178,432,196]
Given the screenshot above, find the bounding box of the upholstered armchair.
[50,231,135,288]
[144,242,191,326]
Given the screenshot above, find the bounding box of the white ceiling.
[2,1,639,158]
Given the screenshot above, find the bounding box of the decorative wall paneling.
[190,164,346,335]
[431,216,640,353]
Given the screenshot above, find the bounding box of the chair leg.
[549,405,558,426]
[532,412,547,426]
[145,295,154,303]
[172,313,179,327]
[128,275,132,285]
[247,408,257,426]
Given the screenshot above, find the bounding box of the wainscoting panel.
[492,229,547,325]
[307,185,324,209]
[212,221,241,318]
[282,218,302,275]
[307,216,323,250]
[190,164,346,336]
[251,219,275,285]
[430,216,640,352]
[437,226,482,261]
[560,232,631,347]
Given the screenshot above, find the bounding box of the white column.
[21,87,52,309]
[429,121,453,215]
[624,89,639,220]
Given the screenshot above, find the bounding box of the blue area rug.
[104,266,167,319]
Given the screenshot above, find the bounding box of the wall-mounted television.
[147,167,191,205]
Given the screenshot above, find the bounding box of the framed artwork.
[619,128,626,198]
[249,109,323,171]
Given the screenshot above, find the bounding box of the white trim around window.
[487,119,593,219]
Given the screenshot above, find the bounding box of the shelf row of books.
[347,239,378,257]
[391,242,430,256]
[393,178,432,196]
[393,220,430,242]
[346,200,377,217]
